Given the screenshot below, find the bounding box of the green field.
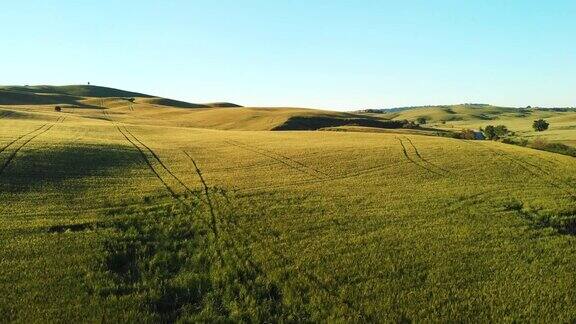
[368,104,576,147]
[1,86,576,322]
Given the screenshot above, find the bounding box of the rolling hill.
[0,86,575,321]
[0,85,415,131]
[0,84,247,109]
[362,104,576,146]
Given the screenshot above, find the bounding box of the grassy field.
[1,87,576,322]
[370,104,576,146]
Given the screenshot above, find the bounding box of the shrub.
[416,117,427,125]
[402,120,419,129]
[482,125,497,140]
[494,125,509,137]
[529,138,576,157]
[532,119,549,132]
[529,138,549,150]
[459,129,477,140]
[54,106,62,112]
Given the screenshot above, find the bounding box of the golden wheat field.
[1,88,576,322]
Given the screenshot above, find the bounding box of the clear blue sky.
[1,1,574,110]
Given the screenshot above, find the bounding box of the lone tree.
[533,119,549,132]
[416,117,427,125]
[54,106,62,112]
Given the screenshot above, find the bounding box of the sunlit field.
[1,94,576,321]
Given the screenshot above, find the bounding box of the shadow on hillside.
[0,144,144,193]
[272,116,412,131]
[0,90,101,108]
[139,98,210,108]
[1,85,153,99]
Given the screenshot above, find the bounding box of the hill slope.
[0,85,407,131]
[364,104,576,146]
[0,85,240,109]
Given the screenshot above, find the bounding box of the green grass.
[1,93,576,321]
[368,104,576,147]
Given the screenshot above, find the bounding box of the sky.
[1,0,574,110]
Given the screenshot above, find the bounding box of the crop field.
[1,92,576,322]
[376,104,576,146]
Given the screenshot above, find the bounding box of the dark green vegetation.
[482,125,509,140]
[1,86,576,322]
[272,116,417,131]
[527,138,576,157]
[533,118,550,132]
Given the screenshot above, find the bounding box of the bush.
[459,129,477,140]
[494,125,509,137]
[533,119,549,132]
[416,117,427,125]
[529,138,576,157]
[54,106,62,112]
[529,138,549,150]
[402,120,419,129]
[482,125,496,140]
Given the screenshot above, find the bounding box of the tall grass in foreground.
[90,192,298,322]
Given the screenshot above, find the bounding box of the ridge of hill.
[0,85,153,98]
[361,104,521,122]
[0,85,242,109]
[360,104,576,122]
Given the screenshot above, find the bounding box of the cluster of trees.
[479,119,549,140]
[482,125,509,140]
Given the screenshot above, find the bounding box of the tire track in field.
[0,110,15,119]
[103,110,179,198]
[469,140,576,199]
[113,123,178,198]
[237,159,410,193]
[397,137,443,176]
[217,195,368,318]
[122,126,205,202]
[0,117,64,177]
[184,152,219,239]
[489,146,576,199]
[0,124,49,156]
[184,155,368,318]
[225,140,328,180]
[181,149,364,315]
[402,137,450,174]
[235,139,450,193]
[210,159,283,172]
[104,110,205,204]
[180,153,324,319]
